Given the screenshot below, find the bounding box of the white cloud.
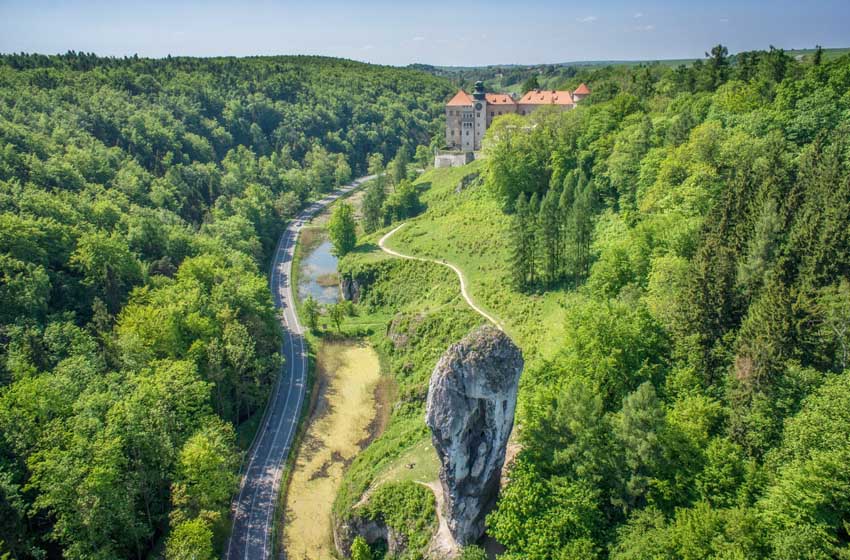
[577,15,597,23]
[634,12,643,18]
[412,36,425,42]
[361,44,375,50]
[719,17,730,23]
[634,24,655,31]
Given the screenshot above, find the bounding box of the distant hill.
[410,46,850,93]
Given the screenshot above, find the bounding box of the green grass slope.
[326,160,570,556]
[331,242,482,558]
[382,162,567,364]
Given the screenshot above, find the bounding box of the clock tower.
[472,81,487,151]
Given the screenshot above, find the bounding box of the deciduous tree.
[328,202,357,256]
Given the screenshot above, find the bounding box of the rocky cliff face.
[340,275,361,303]
[425,326,523,545]
[333,513,406,558]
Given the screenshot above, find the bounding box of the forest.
[0,52,451,558]
[411,47,846,95]
[481,45,850,558]
[3,41,850,560]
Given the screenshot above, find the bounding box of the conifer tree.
[362,181,386,233]
[704,44,730,89]
[368,152,386,191]
[565,180,595,285]
[540,188,560,287]
[510,193,531,290]
[558,176,576,281]
[528,192,541,287]
[615,382,667,512]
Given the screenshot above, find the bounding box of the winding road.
[378,223,503,330]
[226,175,372,560]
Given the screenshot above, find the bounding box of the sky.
[1,0,849,67]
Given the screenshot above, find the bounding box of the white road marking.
[226,178,373,560]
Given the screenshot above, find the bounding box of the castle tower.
[572,83,591,102]
[472,81,487,151]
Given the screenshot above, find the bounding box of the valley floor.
[283,341,382,559]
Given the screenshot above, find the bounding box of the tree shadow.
[352,242,379,254]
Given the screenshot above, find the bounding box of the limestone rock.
[454,171,480,193]
[340,275,361,303]
[333,512,407,558]
[425,325,523,545]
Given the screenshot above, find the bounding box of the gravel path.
[378,223,503,330]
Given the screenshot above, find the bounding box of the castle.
[445,80,590,152]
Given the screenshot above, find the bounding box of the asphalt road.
[226,175,372,560]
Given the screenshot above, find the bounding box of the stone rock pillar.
[425,325,523,545]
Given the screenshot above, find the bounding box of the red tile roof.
[446,90,474,106]
[518,89,575,106]
[573,83,591,95]
[485,93,516,105]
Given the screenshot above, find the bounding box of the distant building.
[445,80,590,151]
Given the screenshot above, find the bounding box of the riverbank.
[281,184,390,559]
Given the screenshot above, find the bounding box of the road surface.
[378,223,503,330]
[226,175,372,560]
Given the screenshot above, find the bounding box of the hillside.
[0,53,452,559]
[380,162,568,361]
[335,45,850,559]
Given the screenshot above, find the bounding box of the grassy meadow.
[382,162,570,364]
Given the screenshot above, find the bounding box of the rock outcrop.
[425,325,523,545]
[340,275,361,302]
[454,171,480,193]
[333,513,407,558]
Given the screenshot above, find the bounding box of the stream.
[297,234,341,305]
[284,224,384,558]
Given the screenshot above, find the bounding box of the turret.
[572,83,591,102]
[471,81,487,150]
[472,80,486,100]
